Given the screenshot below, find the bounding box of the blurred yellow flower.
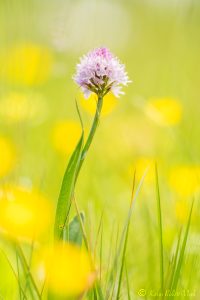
[79,92,118,116]
[45,243,96,296]
[1,44,52,86]
[169,166,200,197]
[131,157,155,184]
[0,92,47,123]
[0,136,16,178]
[145,97,182,126]
[0,186,52,240]
[52,120,82,156]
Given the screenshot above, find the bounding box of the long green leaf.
[125,262,131,300]
[116,171,136,300]
[170,199,194,294]
[167,229,182,291]
[54,133,84,240]
[155,163,164,294]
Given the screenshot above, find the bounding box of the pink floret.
[73,47,130,98]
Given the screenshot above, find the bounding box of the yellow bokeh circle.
[0,185,52,240]
[52,120,82,156]
[169,166,200,197]
[44,243,96,296]
[145,97,182,126]
[79,92,118,116]
[1,44,52,86]
[0,92,47,123]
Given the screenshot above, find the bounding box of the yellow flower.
[79,92,118,116]
[0,92,47,123]
[52,120,82,156]
[1,44,52,86]
[0,136,16,178]
[145,97,182,126]
[131,157,155,184]
[169,166,200,197]
[44,243,96,296]
[0,186,52,240]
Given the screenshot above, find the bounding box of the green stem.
[155,164,164,297]
[53,95,103,241]
[73,95,104,300]
[76,95,103,177]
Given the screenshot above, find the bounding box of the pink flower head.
[73,47,130,98]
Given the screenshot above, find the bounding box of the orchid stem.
[76,95,103,178]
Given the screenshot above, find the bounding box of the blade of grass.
[109,224,120,300]
[125,262,131,300]
[99,223,103,284]
[170,199,194,295]
[155,163,164,295]
[94,211,104,263]
[0,248,27,300]
[115,171,136,300]
[75,98,84,130]
[73,195,105,300]
[15,244,41,300]
[16,251,22,300]
[40,277,46,299]
[186,253,198,293]
[167,229,182,291]
[107,167,147,300]
[104,222,118,297]
[90,210,104,285]
[143,203,156,288]
[96,281,105,300]
[23,240,34,299]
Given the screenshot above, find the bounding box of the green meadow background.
[0,0,200,299]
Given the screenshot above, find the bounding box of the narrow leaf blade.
[54,133,84,240]
[171,199,194,293]
[155,163,164,293]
